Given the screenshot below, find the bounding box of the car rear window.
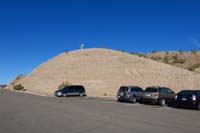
[119,87,128,92]
[179,90,199,96]
[145,87,158,92]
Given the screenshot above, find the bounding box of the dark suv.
[54,85,87,97]
[175,90,200,110]
[142,86,176,106]
[117,86,144,103]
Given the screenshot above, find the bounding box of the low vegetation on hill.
[129,50,200,73]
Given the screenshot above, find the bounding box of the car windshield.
[145,87,158,92]
[179,90,198,95]
[119,87,128,92]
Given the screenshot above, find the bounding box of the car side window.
[68,86,74,92]
[137,87,143,92]
[131,87,136,92]
[160,88,168,94]
[167,88,173,94]
[73,87,78,92]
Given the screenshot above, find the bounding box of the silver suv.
[142,86,176,106]
[117,86,144,103]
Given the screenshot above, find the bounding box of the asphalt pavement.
[0,89,200,133]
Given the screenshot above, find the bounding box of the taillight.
[128,91,131,96]
[192,95,197,101]
[175,95,177,100]
[153,93,159,97]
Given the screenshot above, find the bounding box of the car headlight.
[57,92,62,96]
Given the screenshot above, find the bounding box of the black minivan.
[175,90,200,110]
[54,85,87,97]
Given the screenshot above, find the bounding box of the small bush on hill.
[138,53,146,58]
[178,50,183,54]
[151,50,157,53]
[151,56,162,61]
[174,59,185,64]
[117,49,126,53]
[165,51,169,55]
[58,81,72,89]
[187,63,200,71]
[191,50,197,55]
[13,84,25,91]
[163,55,169,64]
[64,50,68,54]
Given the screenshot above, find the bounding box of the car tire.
[117,99,120,102]
[197,103,200,110]
[131,96,137,104]
[159,98,166,106]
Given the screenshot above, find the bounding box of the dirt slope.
[146,51,200,72]
[7,48,200,97]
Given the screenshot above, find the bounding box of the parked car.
[117,86,144,103]
[54,85,87,97]
[175,90,200,110]
[142,86,176,106]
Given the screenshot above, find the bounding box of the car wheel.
[131,96,137,104]
[117,99,121,102]
[159,99,166,106]
[197,103,200,110]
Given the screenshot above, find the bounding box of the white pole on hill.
[80,44,84,51]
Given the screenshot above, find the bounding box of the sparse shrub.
[16,74,24,80]
[191,50,197,55]
[172,55,178,60]
[170,55,185,64]
[13,84,25,91]
[175,59,185,64]
[178,50,183,54]
[151,56,162,61]
[130,52,137,55]
[163,55,169,64]
[117,49,126,53]
[165,51,169,55]
[58,81,72,89]
[187,63,200,71]
[104,93,107,96]
[64,50,68,54]
[137,53,146,58]
[151,50,157,53]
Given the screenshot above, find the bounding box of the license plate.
[145,94,151,97]
[182,98,187,101]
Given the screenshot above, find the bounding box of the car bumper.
[176,101,198,108]
[142,98,158,103]
[117,95,129,101]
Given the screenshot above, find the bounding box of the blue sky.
[0,0,200,84]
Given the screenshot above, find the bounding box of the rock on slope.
[8,48,200,97]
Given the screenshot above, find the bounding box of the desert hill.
[6,48,200,97]
[146,51,200,73]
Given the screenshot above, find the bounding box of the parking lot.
[0,89,200,133]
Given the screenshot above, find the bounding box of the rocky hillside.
[6,48,200,97]
[146,50,200,73]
